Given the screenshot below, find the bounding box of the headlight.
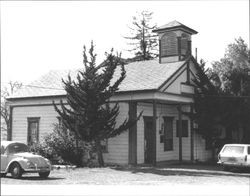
[26,160,35,168]
[44,158,51,165]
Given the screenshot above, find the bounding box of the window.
[101,139,108,153]
[163,117,174,151]
[27,117,40,145]
[248,147,250,155]
[176,120,188,137]
[223,146,244,154]
[7,143,29,154]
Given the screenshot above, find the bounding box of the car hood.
[14,152,49,166]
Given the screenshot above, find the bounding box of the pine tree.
[53,42,141,166]
[192,60,223,160]
[124,11,158,61]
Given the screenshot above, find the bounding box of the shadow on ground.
[3,176,64,181]
[112,164,250,178]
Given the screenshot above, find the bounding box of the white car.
[1,141,52,178]
[217,144,250,171]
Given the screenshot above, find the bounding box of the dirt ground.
[1,164,250,195]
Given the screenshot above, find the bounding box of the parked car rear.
[217,144,250,171]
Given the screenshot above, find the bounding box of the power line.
[23,84,64,90]
[1,82,64,90]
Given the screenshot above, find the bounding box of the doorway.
[144,116,154,164]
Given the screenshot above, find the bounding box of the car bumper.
[23,165,52,172]
[217,161,250,168]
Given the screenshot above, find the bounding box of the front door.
[144,116,154,164]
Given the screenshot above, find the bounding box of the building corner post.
[128,101,137,166]
[190,104,194,162]
[177,37,182,61]
[7,106,13,141]
[152,100,157,166]
[178,104,183,163]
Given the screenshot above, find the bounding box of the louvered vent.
[161,32,178,57]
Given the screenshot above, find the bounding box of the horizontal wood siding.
[102,103,129,165]
[12,105,59,143]
[165,69,187,94]
[11,100,129,165]
[11,96,211,164]
[193,132,212,161]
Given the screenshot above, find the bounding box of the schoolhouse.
[7,21,212,165]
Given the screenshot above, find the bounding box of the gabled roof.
[153,20,198,35]
[8,59,187,99]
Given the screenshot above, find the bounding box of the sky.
[1,0,249,87]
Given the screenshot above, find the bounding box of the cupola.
[153,20,198,63]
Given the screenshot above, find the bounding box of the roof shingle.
[9,59,185,99]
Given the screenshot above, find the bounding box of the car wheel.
[11,163,23,179]
[39,171,50,178]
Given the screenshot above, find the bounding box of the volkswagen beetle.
[1,141,51,179]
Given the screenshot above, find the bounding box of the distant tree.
[54,42,142,167]
[193,38,250,159]
[210,37,250,142]
[1,81,22,140]
[124,10,158,61]
[211,37,250,96]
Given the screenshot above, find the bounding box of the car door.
[1,146,8,172]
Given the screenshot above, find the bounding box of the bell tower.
[153,20,198,63]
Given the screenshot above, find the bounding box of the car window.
[7,143,29,154]
[248,147,250,155]
[222,146,244,154]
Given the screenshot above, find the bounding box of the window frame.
[176,120,189,137]
[27,117,40,145]
[163,116,174,151]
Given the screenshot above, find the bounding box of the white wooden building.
[7,21,212,165]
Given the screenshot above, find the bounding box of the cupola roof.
[153,20,198,35]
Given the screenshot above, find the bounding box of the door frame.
[143,116,155,164]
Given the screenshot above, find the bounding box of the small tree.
[30,124,89,166]
[1,81,22,140]
[54,42,141,167]
[124,10,158,61]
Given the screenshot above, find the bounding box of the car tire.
[10,162,23,179]
[39,171,50,178]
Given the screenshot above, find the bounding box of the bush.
[30,124,94,167]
